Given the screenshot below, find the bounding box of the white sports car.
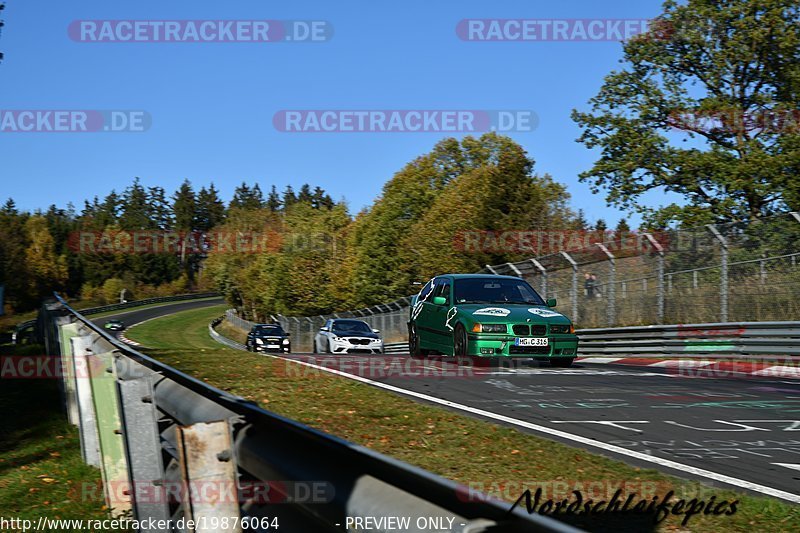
[314,319,383,354]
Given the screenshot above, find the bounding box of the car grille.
[512,324,546,336]
[266,338,281,343]
[509,345,551,355]
[348,338,371,345]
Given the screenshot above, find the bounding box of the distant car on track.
[315,319,384,354]
[103,320,125,332]
[407,274,578,367]
[246,323,291,353]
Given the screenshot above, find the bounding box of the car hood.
[331,331,380,339]
[456,304,571,324]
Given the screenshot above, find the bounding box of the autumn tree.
[572,0,800,226]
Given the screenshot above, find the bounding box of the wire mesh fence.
[228,211,800,350]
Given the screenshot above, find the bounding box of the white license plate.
[515,337,549,347]
[267,344,280,349]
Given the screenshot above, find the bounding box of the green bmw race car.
[407,274,578,367]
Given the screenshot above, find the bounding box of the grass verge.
[0,344,119,529]
[127,306,800,532]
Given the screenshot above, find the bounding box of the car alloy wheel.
[409,325,422,358]
[454,323,468,357]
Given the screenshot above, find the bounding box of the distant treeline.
[0,133,625,317]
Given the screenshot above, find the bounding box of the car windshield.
[255,325,285,335]
[454,278,545,305]
[332,320,372,334]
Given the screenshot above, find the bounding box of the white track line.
[269,354,800,504]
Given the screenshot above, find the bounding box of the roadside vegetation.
[128,306,800,532]
[0,343,116,528]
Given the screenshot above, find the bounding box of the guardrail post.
[58,322,82,426]
[595,244,616,326]
[176,420,241,532]
[707,224,729,322]
[117,370,171,527]
[530,258,547,298]
[69,334,102,467]
[643,233,665,323]
[559,251,578,322]
[88,349,132,516]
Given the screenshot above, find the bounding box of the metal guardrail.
[41,294,577,533]
[576,321,800,357]
[210,316,247,351]
[13,292,220,344]
[383,342,408,355]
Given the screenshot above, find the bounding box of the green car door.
[413,276,454,353]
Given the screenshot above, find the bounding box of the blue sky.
[0,0,678,227]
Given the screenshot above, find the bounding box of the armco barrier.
[576,321,800,357]
[39,295,578,533]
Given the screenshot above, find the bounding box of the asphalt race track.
[92,300,800,504]
[273,352,800,504]
[91,297,225,337]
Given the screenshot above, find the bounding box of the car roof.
[439,274,523,281]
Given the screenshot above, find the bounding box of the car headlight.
[255,338,264,345]
[549,324,575,334]
[471,323,507,333]
[282,339,290,345]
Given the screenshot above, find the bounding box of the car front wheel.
[453,323,468,357]
[409,324,425,358]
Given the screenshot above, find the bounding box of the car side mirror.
[432,296,447,306]
[546,298,557,308]
[372,329,380,334]
[320,327,328,332]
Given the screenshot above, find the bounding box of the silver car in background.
[314,319,383,354]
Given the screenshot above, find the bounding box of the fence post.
[559,251,578,322]
[760,254,766,284]
[643,233,665,323]
[707,224,729,322]
[595,244,616,326]
[506,262,523,279]
[485,264,497,274]
[693,270,698,290]
[530,258,547,298]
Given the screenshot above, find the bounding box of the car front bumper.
[330,339,383,354]
[253,344,290,353]
[465,334,578,358]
